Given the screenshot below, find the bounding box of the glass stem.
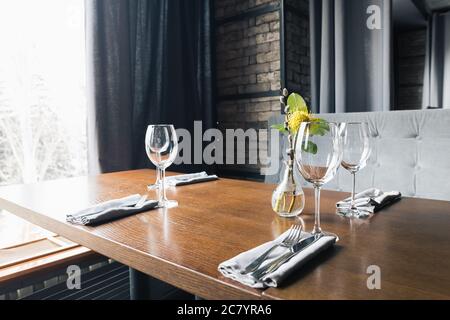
[159,168,167,204]
[313,186,322,234]
[156,167,161,185]
[351,172,356,209]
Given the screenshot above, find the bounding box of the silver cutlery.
[250,234,320,280]
[168,172,207,183]
[241,224,302,274]
[172,172,207,181]
[134,195,148,208]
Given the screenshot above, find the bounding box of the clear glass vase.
[271,159,305,218]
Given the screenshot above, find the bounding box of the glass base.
[276,211,303,218]
[158,199,178,209]
[337,207,371,219]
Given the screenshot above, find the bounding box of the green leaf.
[271,124,288,134]
[287,93,308,113]
[309,119,330,136]
[302,141,318,154]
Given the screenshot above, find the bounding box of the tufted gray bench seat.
[267,109,450,201]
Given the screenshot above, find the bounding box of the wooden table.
[0,169,449,300]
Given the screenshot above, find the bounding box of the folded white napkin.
[218,231,336,288]
[336,188,401,214]
[66,194,158,226]
[161,172,219,187]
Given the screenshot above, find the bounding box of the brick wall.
[214,0,310,179]
[285,0,310,102]
[394,29,427,110]
[215,0,282,179]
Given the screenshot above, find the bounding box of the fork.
[241,224,302,274]
[250,234,321,280]
[134,195,148,208]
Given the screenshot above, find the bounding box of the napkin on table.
[155,171,219,187]
[218,231,336,289]
[66,194,158,226]
[336,188,401,214]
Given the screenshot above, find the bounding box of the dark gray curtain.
[310,0,392,113]
[85,0,214,300]
[422,11,450,109]
[86,0,214,174]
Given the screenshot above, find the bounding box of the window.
[0,0,87,186]
[0,0,87,247]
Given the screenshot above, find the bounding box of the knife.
[168,172,207,181]
[134,195,148,208]
[250,235,319,280]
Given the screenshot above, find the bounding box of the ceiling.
[424,0,450,11]
[380,0,450,32]
[393,0,428,31]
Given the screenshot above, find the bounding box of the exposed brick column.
[214,0,310,180]
[285,0,310,101]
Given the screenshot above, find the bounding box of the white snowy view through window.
[0,0,87,186]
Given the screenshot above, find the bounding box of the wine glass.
[145,125,179,208]
[339,122,372,218]
[295,122,344,238]
[145,126,163,191]
[147,168,161,191]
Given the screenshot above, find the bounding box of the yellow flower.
[288,110,312,133]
